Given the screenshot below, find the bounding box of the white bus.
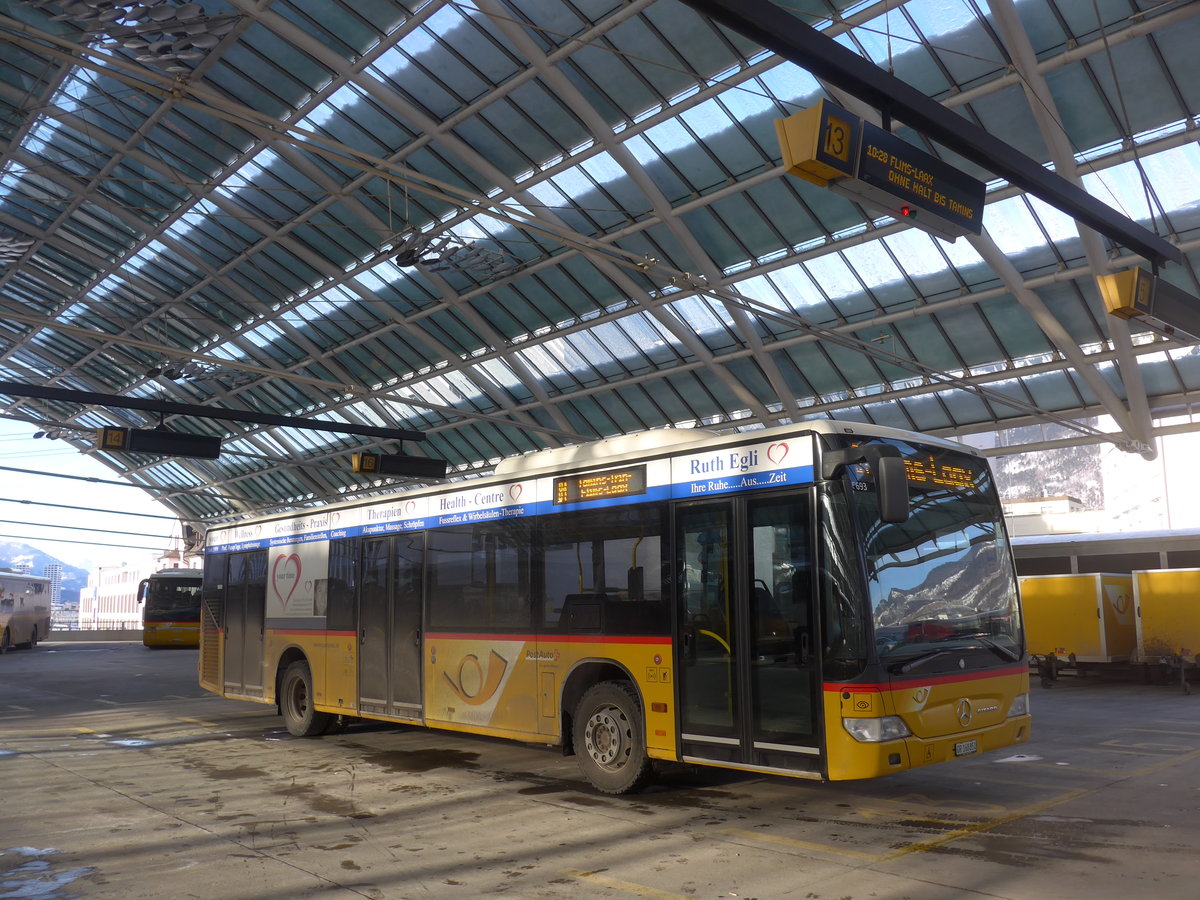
[0,570,52,653]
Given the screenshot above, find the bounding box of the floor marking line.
[722,828,880,860]
[563,868,698,899]
[877,787,1092,862]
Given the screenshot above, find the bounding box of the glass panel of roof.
[964,294,1046,361]
[904,0,1004,88]
[1030,283,1104,347]
[276,0,401,57]
[677,205,752,273]
[959,85,1049,162]
[677,97,765,179]
[1155,28,1200,121]
[979,195,1065,275]
[640,118,727,196]
[622,134,692,203]
[1019,369,1080,412]
[935,387,994,426]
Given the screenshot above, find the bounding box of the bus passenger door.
[677,492,821,775]
[224,550,266,698]
[357,534,424,718]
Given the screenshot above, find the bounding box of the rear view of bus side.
[198,420,1030,793]
[0,570,52,654]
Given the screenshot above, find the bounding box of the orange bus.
[199,420,1029,792]
[138,568,203,648]
[0,570,52,653]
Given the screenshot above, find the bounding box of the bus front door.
[357,533,424,719]
[677,492,821,776]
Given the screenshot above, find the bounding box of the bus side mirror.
[876,455,909,523]
[822,445,910,524]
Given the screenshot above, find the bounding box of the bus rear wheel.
[573,681,651,794]
[280,660,333,737]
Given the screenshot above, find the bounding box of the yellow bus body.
[1019,574,1136,662]
[210,628,1029,781]
[142,621,200,648]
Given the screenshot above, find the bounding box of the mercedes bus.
[199,420,1029,793]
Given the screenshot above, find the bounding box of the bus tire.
[28,625,37,649]
[573,681,652,794]
[0,629,9,655]
[280,660,333,737]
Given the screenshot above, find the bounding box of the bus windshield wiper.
[889,648,958,674]
[889,637,1019,674]
[973,635,1020,662]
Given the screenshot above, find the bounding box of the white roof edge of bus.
[494,418,971,479]
[208,418,972,533]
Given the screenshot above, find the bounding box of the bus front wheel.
[280,660,333,737]
[573,681,651,794]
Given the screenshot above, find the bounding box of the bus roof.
[207,418,974,537]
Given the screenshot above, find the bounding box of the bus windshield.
[144,578,202,623]
[842,439,1022,670]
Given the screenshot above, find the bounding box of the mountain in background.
[0,542,90,604]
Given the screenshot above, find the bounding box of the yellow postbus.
[199,420,1030,793]
[0,570,52,653]
[138,568,203,648]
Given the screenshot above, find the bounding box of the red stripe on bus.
[269,629,357,637]
[824,664,1027,693]
[425,632,669,645]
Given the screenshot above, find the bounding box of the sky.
[0,417,184,574]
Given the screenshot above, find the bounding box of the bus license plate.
[954,739,977,757]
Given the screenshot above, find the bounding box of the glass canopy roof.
[1,0,1198,527]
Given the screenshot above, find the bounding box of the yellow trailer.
[1133,568,1200,663]
[1019,574,1136,663]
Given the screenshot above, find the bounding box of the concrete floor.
[2,642,1199,899]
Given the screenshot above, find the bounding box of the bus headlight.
[1007,693,1030,718]
[843,715,911,743]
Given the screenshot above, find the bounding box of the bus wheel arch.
[278,655,333,737]
[565,667,652,794]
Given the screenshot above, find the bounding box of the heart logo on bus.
[767,442,789,464]
[509,484,523,502]
[272,553,301,608]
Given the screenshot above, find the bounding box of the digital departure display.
[903,455,978,490]
[554,465,648,505]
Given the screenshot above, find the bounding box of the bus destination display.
[554,465,648,505]
[904,456,977,490]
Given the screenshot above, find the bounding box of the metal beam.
[678,0,1182,267]
[0,381,427,442]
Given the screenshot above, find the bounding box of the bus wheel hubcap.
[586,707,625,767]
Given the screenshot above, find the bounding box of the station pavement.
[2,641,1199,899]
